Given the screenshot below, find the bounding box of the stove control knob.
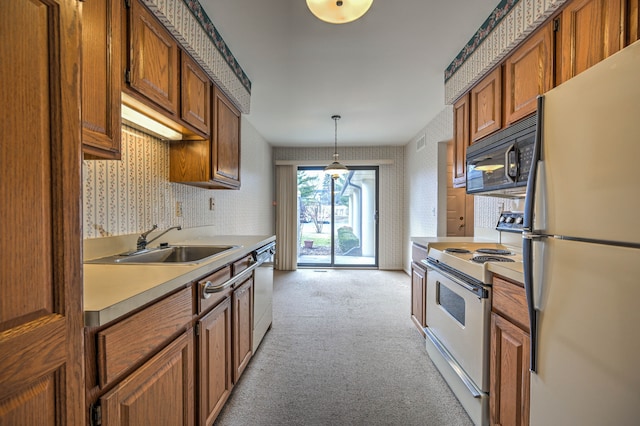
[506,217,514,223]
[499,216,506,223]
[515,217,523,224]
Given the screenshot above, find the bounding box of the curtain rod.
[275,159,394,166]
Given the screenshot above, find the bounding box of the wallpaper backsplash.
[83,120,274,240]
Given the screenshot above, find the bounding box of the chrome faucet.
[136,225,182,251]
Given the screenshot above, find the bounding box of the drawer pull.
[201,262,258,299]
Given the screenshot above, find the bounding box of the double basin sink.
[85,245,237,265]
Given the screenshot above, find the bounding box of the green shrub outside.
[337,226,359,253]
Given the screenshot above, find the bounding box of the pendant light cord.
[332,114,341,156]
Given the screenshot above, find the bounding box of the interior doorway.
[446,140,475,236]
[297,167,378,267]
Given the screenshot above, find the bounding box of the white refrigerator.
[523,40,640,425]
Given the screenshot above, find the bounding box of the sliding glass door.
[297,166,378,267]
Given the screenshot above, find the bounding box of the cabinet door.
[212,86,241,189]
[198,298,233,425]
[470,66,502,142]
[490,313,530,426]
[558,0,623,84]
[82,0,122,159]
[127,0,179,114]
[232,276,253,383]
[629,0,639,44]
[410,264,426,335]
[181,51,211,135]
[504,23,553,125]
[101,330,195,426]
[0,0,84,424]
[452,93,470,187]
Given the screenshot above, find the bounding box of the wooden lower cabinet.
[490,313,530,426]
[490,274,531,426]
[198,297,233,425]
[410,262,427,335]
[196,268,255,424]
[410,243,428,335]
[233,276,254,382]
[100,329,195,425]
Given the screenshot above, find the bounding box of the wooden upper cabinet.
[181,51,211,135]
[213,86,242,189]
[127,0,180,115]
[504,23,553,125]
[0,0,84,424]
[82,0,122,159]
[169,85,242,189]
[452,93,470,187]
[470,66,502,142]
[557,0,623,84]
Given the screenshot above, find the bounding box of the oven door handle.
[425,260,488,299]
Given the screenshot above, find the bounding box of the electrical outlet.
[209,197,215,211]
[176,201,183,217]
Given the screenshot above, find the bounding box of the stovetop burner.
[444,248,472,254]
[471,255,516,264]
[476,248,512,255]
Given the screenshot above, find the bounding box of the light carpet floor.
[213,269,473,426]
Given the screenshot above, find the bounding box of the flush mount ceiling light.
[306,0,374,24]
[324,115,349,179]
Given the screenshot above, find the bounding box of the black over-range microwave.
[466,113,536,197]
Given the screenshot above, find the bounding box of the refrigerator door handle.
[522,233,540,373]
[522,98,544,373]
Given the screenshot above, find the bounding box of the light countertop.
[411,236,524,284]
[84,234,275,327]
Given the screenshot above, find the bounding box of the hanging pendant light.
[306,0,374,24]
[324,115,349,180]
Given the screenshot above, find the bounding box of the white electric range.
[421,241,522,426]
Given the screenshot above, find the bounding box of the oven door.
[426,267,491,392]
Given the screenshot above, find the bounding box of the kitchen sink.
[85,245,237,265]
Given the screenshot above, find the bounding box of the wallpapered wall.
[402,108,513,272]
[273,146,405,270]
[83,117,274,240]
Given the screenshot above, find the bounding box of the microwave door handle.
[504,144,517,182]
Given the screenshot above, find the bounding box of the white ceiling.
[199,0,500,147]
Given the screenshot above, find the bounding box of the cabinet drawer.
[97,287,193,387]
[197,265,232,313]
[232,254,254,275]
[492,276,529,332]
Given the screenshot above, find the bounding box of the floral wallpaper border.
[444,0,568,104]
[445,0,520,82]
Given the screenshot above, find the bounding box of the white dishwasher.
[252,242,275,352]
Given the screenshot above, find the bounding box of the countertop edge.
[84,235,275,327]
